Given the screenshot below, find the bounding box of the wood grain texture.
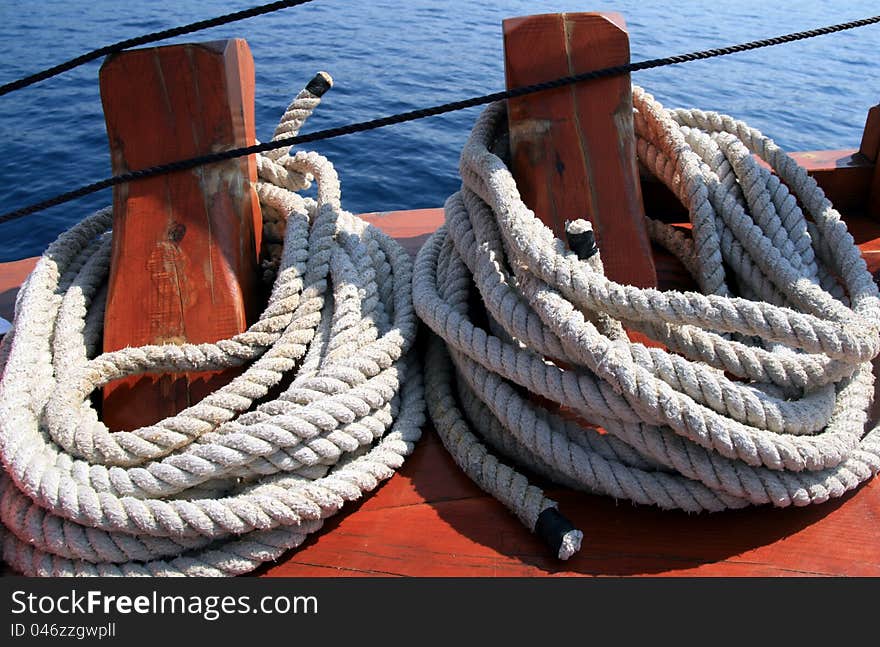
[98,40,262,431]
[504,12,656,290]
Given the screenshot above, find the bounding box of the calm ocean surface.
[0,0,877,261]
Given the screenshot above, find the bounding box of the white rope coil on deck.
[413,86,880,560]
[0,74,425,576]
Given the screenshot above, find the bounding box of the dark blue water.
[0,0,877,261]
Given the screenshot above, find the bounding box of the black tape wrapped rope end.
[535,507,583,560]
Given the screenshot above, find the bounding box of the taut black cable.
[1,13,878,225]
[0,0,316,97]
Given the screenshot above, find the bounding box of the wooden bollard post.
[99,39,262,431]
[503,12,657,289]
[860,103,880,216]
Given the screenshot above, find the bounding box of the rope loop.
[0,75,425,576]
[414,86,880,559]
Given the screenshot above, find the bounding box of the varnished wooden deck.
[1,150,879,577]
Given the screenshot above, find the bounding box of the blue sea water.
[0,0,877,261]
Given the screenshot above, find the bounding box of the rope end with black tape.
[535,507,583,560]
[565,219,599,261]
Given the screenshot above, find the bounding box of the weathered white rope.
[413,86,880,560]
[0,75,424,576]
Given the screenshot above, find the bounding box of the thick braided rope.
[0,79,425,576]
[413,87,880,560]
[256,72,332,283]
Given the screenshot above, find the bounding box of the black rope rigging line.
[0,0,316,97]
[1,13,878,226]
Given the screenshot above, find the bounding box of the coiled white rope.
[0,74,425,576]
[413,86,880,560]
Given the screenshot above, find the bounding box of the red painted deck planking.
[2,159,880,577]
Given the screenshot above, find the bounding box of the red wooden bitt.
[4,205,880,577]
[503,12,657,289]
[860,104,880,162]
[99,39,262,431]
[860,103,880,216]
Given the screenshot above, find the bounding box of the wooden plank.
[357,209,442,258]
[0,256,38,326]
[871,169,880,219]
[503,12,656,289]
[2,146,864,330]
[98,40,262,431]
[790,150,875,218]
